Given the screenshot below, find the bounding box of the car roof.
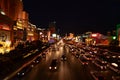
[62,54,66,56]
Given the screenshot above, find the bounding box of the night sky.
[23,0,120,35]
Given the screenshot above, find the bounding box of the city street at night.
[1,0,120,80]
[8,42,119,80]
[11,43,93,80]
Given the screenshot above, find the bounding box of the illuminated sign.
[91,34,97,37]
[0,24,10,30]
[16,20,23,29]
[0,31,10,42]
[52,34,57,37]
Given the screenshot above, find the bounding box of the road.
[14,44,93,80]
[10,43,119,80]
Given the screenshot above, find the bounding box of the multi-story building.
[27,22,37,41]
[0,0,23,20]
[13,11,28,46]
[49,21,56,34]
[0,0,29,53]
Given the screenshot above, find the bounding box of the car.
[92,58,107,70]
[33,56,42,63]
[17,66,32,77]
[75,53,80,58]
[108,62,120,74]
[90,71,105,80]
[61,54,67,61]
[112,75,120,80]
[49,59,58,70]
[30,61,37,67]
[42,53,46,58]
[79,56,89,65]
[84,54,93,61]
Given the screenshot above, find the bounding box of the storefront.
[0,14,14,54]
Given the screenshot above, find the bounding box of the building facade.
[0,0,29,53]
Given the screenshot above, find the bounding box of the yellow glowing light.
[28,33,34,36]
[0,41,11,54]
[13,27,17,30]
[5,48,11,53]
[0,48,4,54]
[6,41,11,47]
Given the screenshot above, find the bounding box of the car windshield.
[51,59,57,66]
[62,55,66,58]
[81,58,88,62]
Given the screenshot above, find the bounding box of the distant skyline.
[23,0,120,35]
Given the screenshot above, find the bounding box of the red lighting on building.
[0,24,10,30]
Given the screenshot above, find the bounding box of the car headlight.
[101,66,103,69]
[22,73,24,75]
[54,67,57,69]
[31,65,34,67]
[17,73,20,75]
[49,67,51,69]
[105,66,107,69]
